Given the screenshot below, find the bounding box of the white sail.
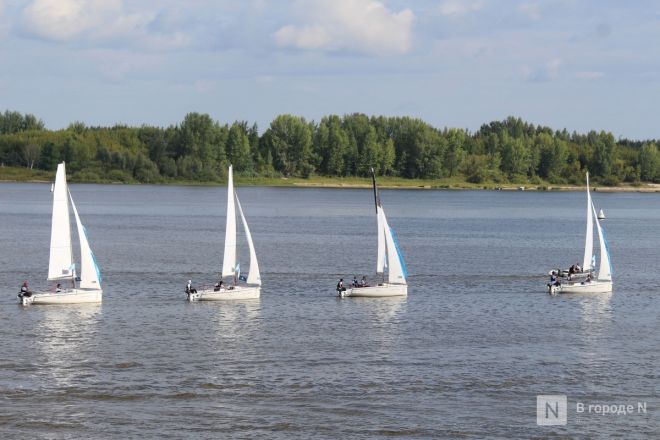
[48,163,74,281]
[222,165,237,278]
[372,169,386,274]
[381,208,407,285]
[69,191,101,290]
[376,205,386,274]
[582,172,594,270]
[592,201,612,281]
[235,192,261,286]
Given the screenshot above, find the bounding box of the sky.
[0,0,659,138]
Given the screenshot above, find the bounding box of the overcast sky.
[1,0,658,138]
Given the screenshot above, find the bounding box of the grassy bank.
[1,166,658,192]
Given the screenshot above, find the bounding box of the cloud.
[273,0,414,55]
[522,58,561,82]
[22,0,128,41]
[438,0,484,17]
[20,0,189,50]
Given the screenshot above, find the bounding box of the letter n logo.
[537,395,567,425]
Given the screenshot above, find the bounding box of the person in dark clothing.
[186,280,197,294]
[214,280,223,291]
[336,278,346,293]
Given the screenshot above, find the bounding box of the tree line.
[0,110,657,184]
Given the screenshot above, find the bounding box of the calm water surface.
[0,183,658,439]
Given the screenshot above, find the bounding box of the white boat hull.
[19,289,102,306]
[339,284,407,298]
[549,281,612,294]
[188,286,261,302]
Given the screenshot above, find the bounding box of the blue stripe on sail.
[84,225,102,283]
[92,251,102,284]
[601,225,613,276]
[390,227,408,279]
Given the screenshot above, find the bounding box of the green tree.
[639,143,658,182]
[263,115,314,177]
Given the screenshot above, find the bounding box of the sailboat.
[187,165,261,301]
[548,172,613,294]
[338,169,408,298]
[18,162,102,305]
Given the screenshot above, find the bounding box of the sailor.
[55,283,62,293]
[186,280,197,294]
[336,278,346,293]
[360,276,367,287]
[352,276,358,287]
[18,281,33,298]
[214,280,223,292]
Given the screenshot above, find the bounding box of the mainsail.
[372,170,386,274]
[48,163,74,281]
[582,172,594,270]
[222,165,237,278]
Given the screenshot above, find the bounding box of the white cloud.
[438,0,484,17]
[22,0,126,41]
[273,0,414,55]
[20,0,189,49]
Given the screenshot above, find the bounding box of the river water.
[0,183,658,439]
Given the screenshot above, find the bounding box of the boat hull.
[188,286,261,302]
[340,284,407,298]
[19,289,102,306]
[550,281,612,294]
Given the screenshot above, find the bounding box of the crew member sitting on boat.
[352,276,359,287]
[359,276,368,287]
[19,281,31,296]
[55,283,62,293]
[336,278,346,294]
[214,280,223,291]
[548,274,560,289]
[186,280,197,294]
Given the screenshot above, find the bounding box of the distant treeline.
[0,110,658,184]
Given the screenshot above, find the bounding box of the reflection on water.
[35,304,102,387]
[578,291,614,324]
[199,299,262,340]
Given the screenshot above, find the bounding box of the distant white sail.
[48,163,74,281]
[235,192,261,286]
[69,191,101,289]
[222,165,237,278]
[582,172,594,270]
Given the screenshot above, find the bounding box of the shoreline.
[1,177,658,192]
